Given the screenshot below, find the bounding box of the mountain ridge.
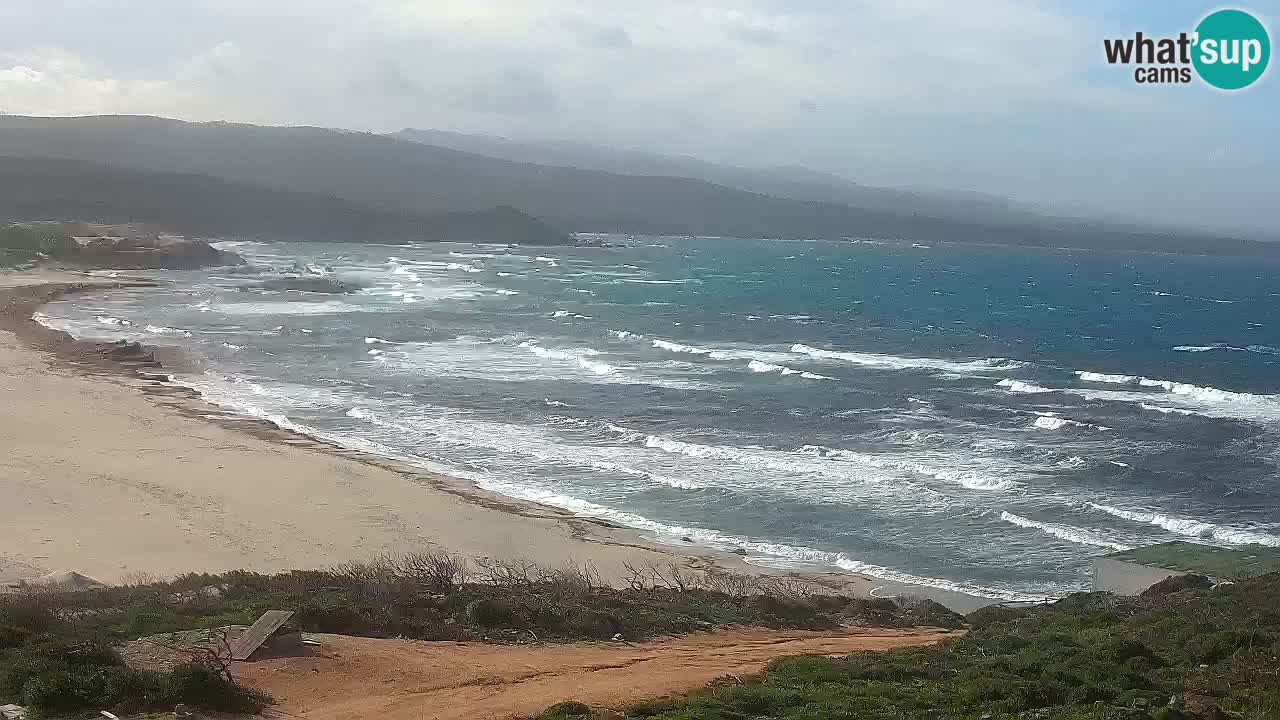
[0,115,1272,256]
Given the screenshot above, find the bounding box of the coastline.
[0,270,996,611]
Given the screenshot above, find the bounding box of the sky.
[0,1,1276,233]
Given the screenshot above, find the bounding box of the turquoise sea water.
[37,237,1280,601]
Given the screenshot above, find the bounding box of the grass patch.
[0,598,267,718]
[539,573,1280,720]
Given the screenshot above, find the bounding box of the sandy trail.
[239,628,959,720]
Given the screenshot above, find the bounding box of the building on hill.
[1093,541,1280,595]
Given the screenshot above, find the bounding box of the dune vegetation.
[538,573,1280,720]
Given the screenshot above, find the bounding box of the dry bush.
[539,561,602,595]
[473,557,542,587]
[384,551,468,593]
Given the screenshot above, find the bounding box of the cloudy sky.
[0,1,1276,232]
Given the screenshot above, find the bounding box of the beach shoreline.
[0,270,995,611]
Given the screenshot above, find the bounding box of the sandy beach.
[0,271,693,585]
[0,271,988,610]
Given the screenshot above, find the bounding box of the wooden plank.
[230,610,295,660]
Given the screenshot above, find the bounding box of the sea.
[33,236,1280,602]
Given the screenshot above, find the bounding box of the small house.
[1093,541,1280,595]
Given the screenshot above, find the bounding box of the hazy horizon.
[1,1,1276,233]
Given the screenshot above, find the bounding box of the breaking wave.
[790,343,1022,374]
[520,341,616,376]
[641,435,1013,492]
[472,479,1047,602]
[1088,503,1280,547]
[1000,511,1131,551]
[997,379,1054,394]
[746,359,832,380]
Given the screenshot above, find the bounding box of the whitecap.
[209,300,363,316]
[520,341,615,376]
[474,479,1046,601]
[791,343,1021,374]
[1000,511,1131,551]
[1076,371,1135,385]
[1088,502,1280,547]
[746,359,832,379]
[997,378,1054,394]
[144,324,193,338]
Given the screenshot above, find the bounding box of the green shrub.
[465,597,517,627]
[536,573,1280,720]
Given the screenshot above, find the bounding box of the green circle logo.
[1193,9,1270,90]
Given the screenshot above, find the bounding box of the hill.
[392,128,1047,225]
[0,155,567,245]
[0,115,1274,256]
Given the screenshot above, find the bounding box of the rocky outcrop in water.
[1,223,244,270]
[92,340,161,368]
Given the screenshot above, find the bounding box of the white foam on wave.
[1139,403,1197,416]
[144,324,193,338]
[746,359,833,380]
[1076,371,1134,384]
[613,330,642,340]
[1170,344,1280,355]
[641,433,1011,492]
[97,315,133,326]
[1149,290,1234,304]
[520,341,615,376]
[997,378,1054,394]
[31,311,108,339]
[1088,502,1280,547]
[209,300,363,316]
[652,338,713,355]
[167,371,1044,602]
[1000,511,1131,551]
[1015,373,1280,423]
[551,310,591,320]
[648,337,810,369]
[1030,412,1107,432]
[346,406,702,492]
[472,479,1046,602]
[791,343,1022,374]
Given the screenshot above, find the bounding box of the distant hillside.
[0,115,1273,256]
[392,128,1045,225]
[0,156,567,245]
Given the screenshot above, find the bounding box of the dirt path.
[238,627,960,720]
